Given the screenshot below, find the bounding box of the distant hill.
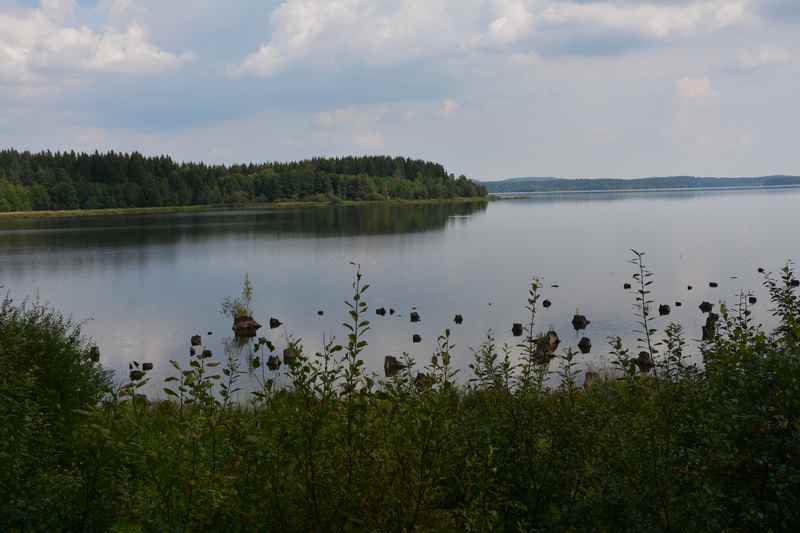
[482,175,800,193]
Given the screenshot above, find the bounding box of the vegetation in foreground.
[0,150,486,213]
[1,253,799,532]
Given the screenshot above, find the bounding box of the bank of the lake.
[489,183,800,199]
[0,196,490,220]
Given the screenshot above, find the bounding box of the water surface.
[1,189,797,390]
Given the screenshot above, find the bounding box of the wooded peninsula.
[0,149,487,212]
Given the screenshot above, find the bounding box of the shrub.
[0,297,112,531]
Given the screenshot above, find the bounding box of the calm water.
[1,189,798,391]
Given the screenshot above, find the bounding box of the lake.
[1,188,798,391]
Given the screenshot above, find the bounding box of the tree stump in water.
[384,356,405,377]
[578,337,592,354]
[572,314,590,331]
[233,316,261,338]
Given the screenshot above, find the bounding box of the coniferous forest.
[0,149,487,212]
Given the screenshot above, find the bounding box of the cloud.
[233,44,284,77]
[539,0,751,39]
[235,0,479,78]
[83,24,193,74]
[0,0,191,86]
[235,0,755,77]
[675,76,715,99]
[485,0,534,45]
[738,45,790,69]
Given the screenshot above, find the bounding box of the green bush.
[0,298,109,429]
[0,297,113,531]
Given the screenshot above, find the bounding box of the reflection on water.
[0,202,487,274]
[0,190,798,394]
[494,185,800,203]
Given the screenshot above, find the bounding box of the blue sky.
[1,0,798,179]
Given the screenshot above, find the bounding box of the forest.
[0,150,487,212]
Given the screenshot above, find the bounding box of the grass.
[0,196,490,220]
[1,255,799,532]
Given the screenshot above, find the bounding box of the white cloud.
[540,0,751,39]
[675,76,715,99]
[233,44,285,77]
[235,0,480,77]
[0,0,190,85]
[739,45,790,68]
[82,24,192,73]
[486,0,534,44]
[235,0,755,77]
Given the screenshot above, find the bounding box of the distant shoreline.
[0,196,490,221]
[490,184,800,198]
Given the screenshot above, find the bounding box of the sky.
[0,0,798,180]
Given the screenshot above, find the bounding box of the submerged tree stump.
[636,351,654,373]
[267,355,281,371]
[703,313,720,341]
[233,316,262,338]
[572,314,590,331]
[231,318,255,337]
[384,356,405,378]
[533,330,560,364]
[578,337,592,354]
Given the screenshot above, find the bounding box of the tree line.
[485,174,800,193]
[0,149,487,212]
